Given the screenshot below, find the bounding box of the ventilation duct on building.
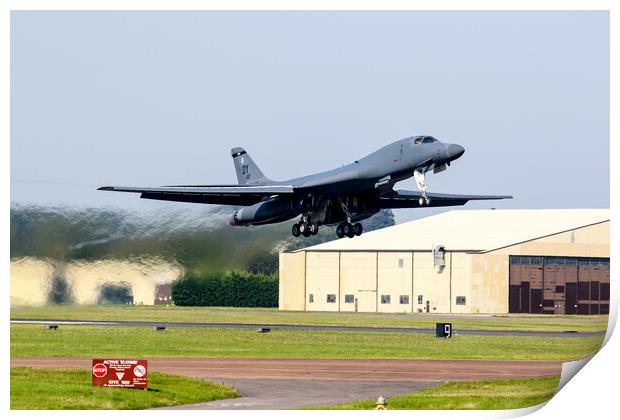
[433,246,446,268]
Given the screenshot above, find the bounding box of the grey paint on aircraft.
[99,135,510,238]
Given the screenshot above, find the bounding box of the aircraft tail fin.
[231,147,272,185]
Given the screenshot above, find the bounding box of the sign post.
[92,359,148,389]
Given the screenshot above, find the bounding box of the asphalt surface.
[10,318,606,337]
[12,357,562,381]
[157,379,442,410]
[12,357,562,410]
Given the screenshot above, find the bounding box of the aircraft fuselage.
[231,136,465,228]
[273,137,463,196]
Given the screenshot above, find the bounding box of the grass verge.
[311,376,560,410]
[10,367,238,410]
[10,305,609,332]
[11,324,604,361]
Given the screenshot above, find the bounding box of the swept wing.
[378,189,512,208]
[98,185,295,206]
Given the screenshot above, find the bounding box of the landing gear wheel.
[336,224,345,238]
[292,223,300,237]
[425,196,431,205]
[299,222,311,237]
[344,223,355,238]
[419,197,424,206]
[309,223,319,235]
[353,223,363,236]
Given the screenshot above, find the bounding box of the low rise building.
[279,209,610,315]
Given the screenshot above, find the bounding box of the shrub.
[172,270,278,307]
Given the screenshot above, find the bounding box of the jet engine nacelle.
[229,197,301,226]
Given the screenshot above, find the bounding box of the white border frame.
[3,2,616,419]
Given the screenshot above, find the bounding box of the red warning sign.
[92,363,107,378]
[91,359,148,389]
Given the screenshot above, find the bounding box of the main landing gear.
[335,198,362,238]
[292,221,319,238]
[336,222,363,238]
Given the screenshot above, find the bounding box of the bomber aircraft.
[99,135,511,238]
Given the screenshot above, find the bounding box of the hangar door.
[509,256,609,315]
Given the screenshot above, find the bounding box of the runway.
[11,357,562,381]
[11,357,562,409]
[10,318,605,337]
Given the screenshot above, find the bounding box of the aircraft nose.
[447,144,465,160]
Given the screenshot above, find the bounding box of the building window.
[381,295,391,304]
[398,258,404,268]
[308,294,313,303]
[456,296,466,305]
[326,294,336,303]
[418,295,423,304]
[511,255,610,267]
[344,294,355,303]
[555,286,565,293]
[399,295,409,304]
[579,257,610,266]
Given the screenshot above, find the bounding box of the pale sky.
[11,11,609,221]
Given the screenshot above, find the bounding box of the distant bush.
[246,252,279,276]
[172,270,278,307]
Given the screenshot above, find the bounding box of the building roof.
[303,209,610,253]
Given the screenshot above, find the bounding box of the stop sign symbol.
[92,363,107,378]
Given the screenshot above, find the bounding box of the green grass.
[311,376,560,410]
[11,324,604,361]
[10,304,609,333]
[10,367,238,410]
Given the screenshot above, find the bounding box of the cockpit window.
[413,136,437,145]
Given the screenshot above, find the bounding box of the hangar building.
[279,209,610,315]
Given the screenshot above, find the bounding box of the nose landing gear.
[414,169,431,206]
[418,196,431,206]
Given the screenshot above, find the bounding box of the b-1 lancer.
[99,135,511,238]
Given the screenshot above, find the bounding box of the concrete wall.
[278,251,306,311]
[412,251,452,313]
[377,252,413,313]
[470,253,509,314]
[341,252,377,312]
[305,252,339,311]
[279,250,479,314]
[451,252,473,314]
[280,250,461,314]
